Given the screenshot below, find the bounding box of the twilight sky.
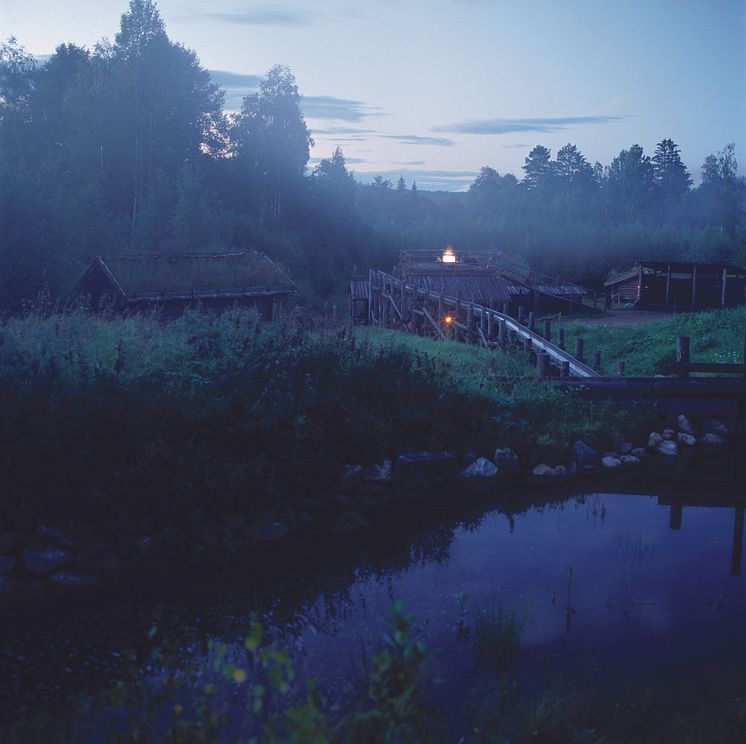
[2,0,744,190]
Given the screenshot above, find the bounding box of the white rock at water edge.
[656,440,678,456]
[662,429,676,440]
[461,457,498,478]
[532,464,567,478]
[601,456,622,469]
[648,432,663,449]
[677,432,696,447]
[677,414,696,436]
[363,460,393,483]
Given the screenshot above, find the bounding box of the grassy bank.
[0,310,646,544]
[562,307,744,376]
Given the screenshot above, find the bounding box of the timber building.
[605,261,746,311]
[76,252,296,319]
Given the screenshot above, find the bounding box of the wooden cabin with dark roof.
[605,261,746,310]
[76,252,296,319]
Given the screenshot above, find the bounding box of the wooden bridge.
[368,268,600,378]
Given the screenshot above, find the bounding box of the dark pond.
[2,487,746,741]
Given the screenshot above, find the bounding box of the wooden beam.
[421,305,446,341]
[691,265,697,309]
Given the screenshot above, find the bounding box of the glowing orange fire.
[441,247,456,264]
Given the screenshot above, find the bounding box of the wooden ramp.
[368,269,600,378]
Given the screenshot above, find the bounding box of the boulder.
[23,545,72,576]
[0,532,21,556]
[703,420,729,439]
[662,429,676,441]
[573,441,600,466]
[532,464,567,478]
[620,455,641,465]
[677,414,696,436]
[601,456,622,469]
[363,460,393,483]
[677,432,697,447]
[618,442,634,456]
[493,447,520,470]
[461,457,498,478]
[656,440,678,456]
[0,556,16,576]
[48,571,99,590]
[702,432,728,447]
[630,448,647,457]
[648,432,663,449]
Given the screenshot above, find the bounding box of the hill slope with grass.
[562,308,744,376]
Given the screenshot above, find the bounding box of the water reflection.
[1,485,745,740]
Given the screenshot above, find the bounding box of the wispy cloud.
[502,143,529,149]
[186,5,363,27]
[302,96,385,122]
[379,134,456,147]
[188,6,319,26]
[433,115,624,135]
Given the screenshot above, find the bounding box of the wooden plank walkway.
[368,269,600,378]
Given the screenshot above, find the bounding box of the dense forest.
[1,0,744,310]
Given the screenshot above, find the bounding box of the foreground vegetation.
[0,309,644,547]
[563,307,745,376]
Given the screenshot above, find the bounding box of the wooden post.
[575,337,585,363]
[592,349,601,372]
[677,335,690,379]
[742,287,746,379]
[721,268,728,308]
[498,319,506,349]
[466,301,473,342]
[480,307,487,340]
[487,311,493,341]
[669,504,682,530]
[665,264,671,306]
[617,360,626,376]
[536,352,549,379]
[558,328,565,350]
[638,263,643,304]
[560,360,570,378]
[528,312,536,332]
[438,293,444,327]
[731,506,744,577]
[368,269,374,325]
[518,306,525,324]
[543,318,551,341]
[502,302,510,316]
[691,265,697,309]
[523,337,532,356]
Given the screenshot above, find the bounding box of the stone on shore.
[461,458,498,478]
[648,432,663,449]
[677,432,696,447]
[656,440,678,456]
[703,420,729,439]
[601,456,622,469]
[23,546,73,576]
[677,414,696,436]
[702,432,728,447]
[532,464,567,478]
[573,441,600,466]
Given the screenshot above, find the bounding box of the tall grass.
[562,307,744,376]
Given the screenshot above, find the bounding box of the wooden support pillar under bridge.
[367,269,601,378]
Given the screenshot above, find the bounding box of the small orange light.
[444,315,454,325]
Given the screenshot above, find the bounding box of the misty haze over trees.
[1,0,743,310]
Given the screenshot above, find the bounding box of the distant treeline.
[1,0,743,310]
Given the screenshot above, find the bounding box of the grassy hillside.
[562,308,745,376]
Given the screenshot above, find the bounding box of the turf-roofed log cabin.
[605,261,746,310]
[76,252,296,319]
